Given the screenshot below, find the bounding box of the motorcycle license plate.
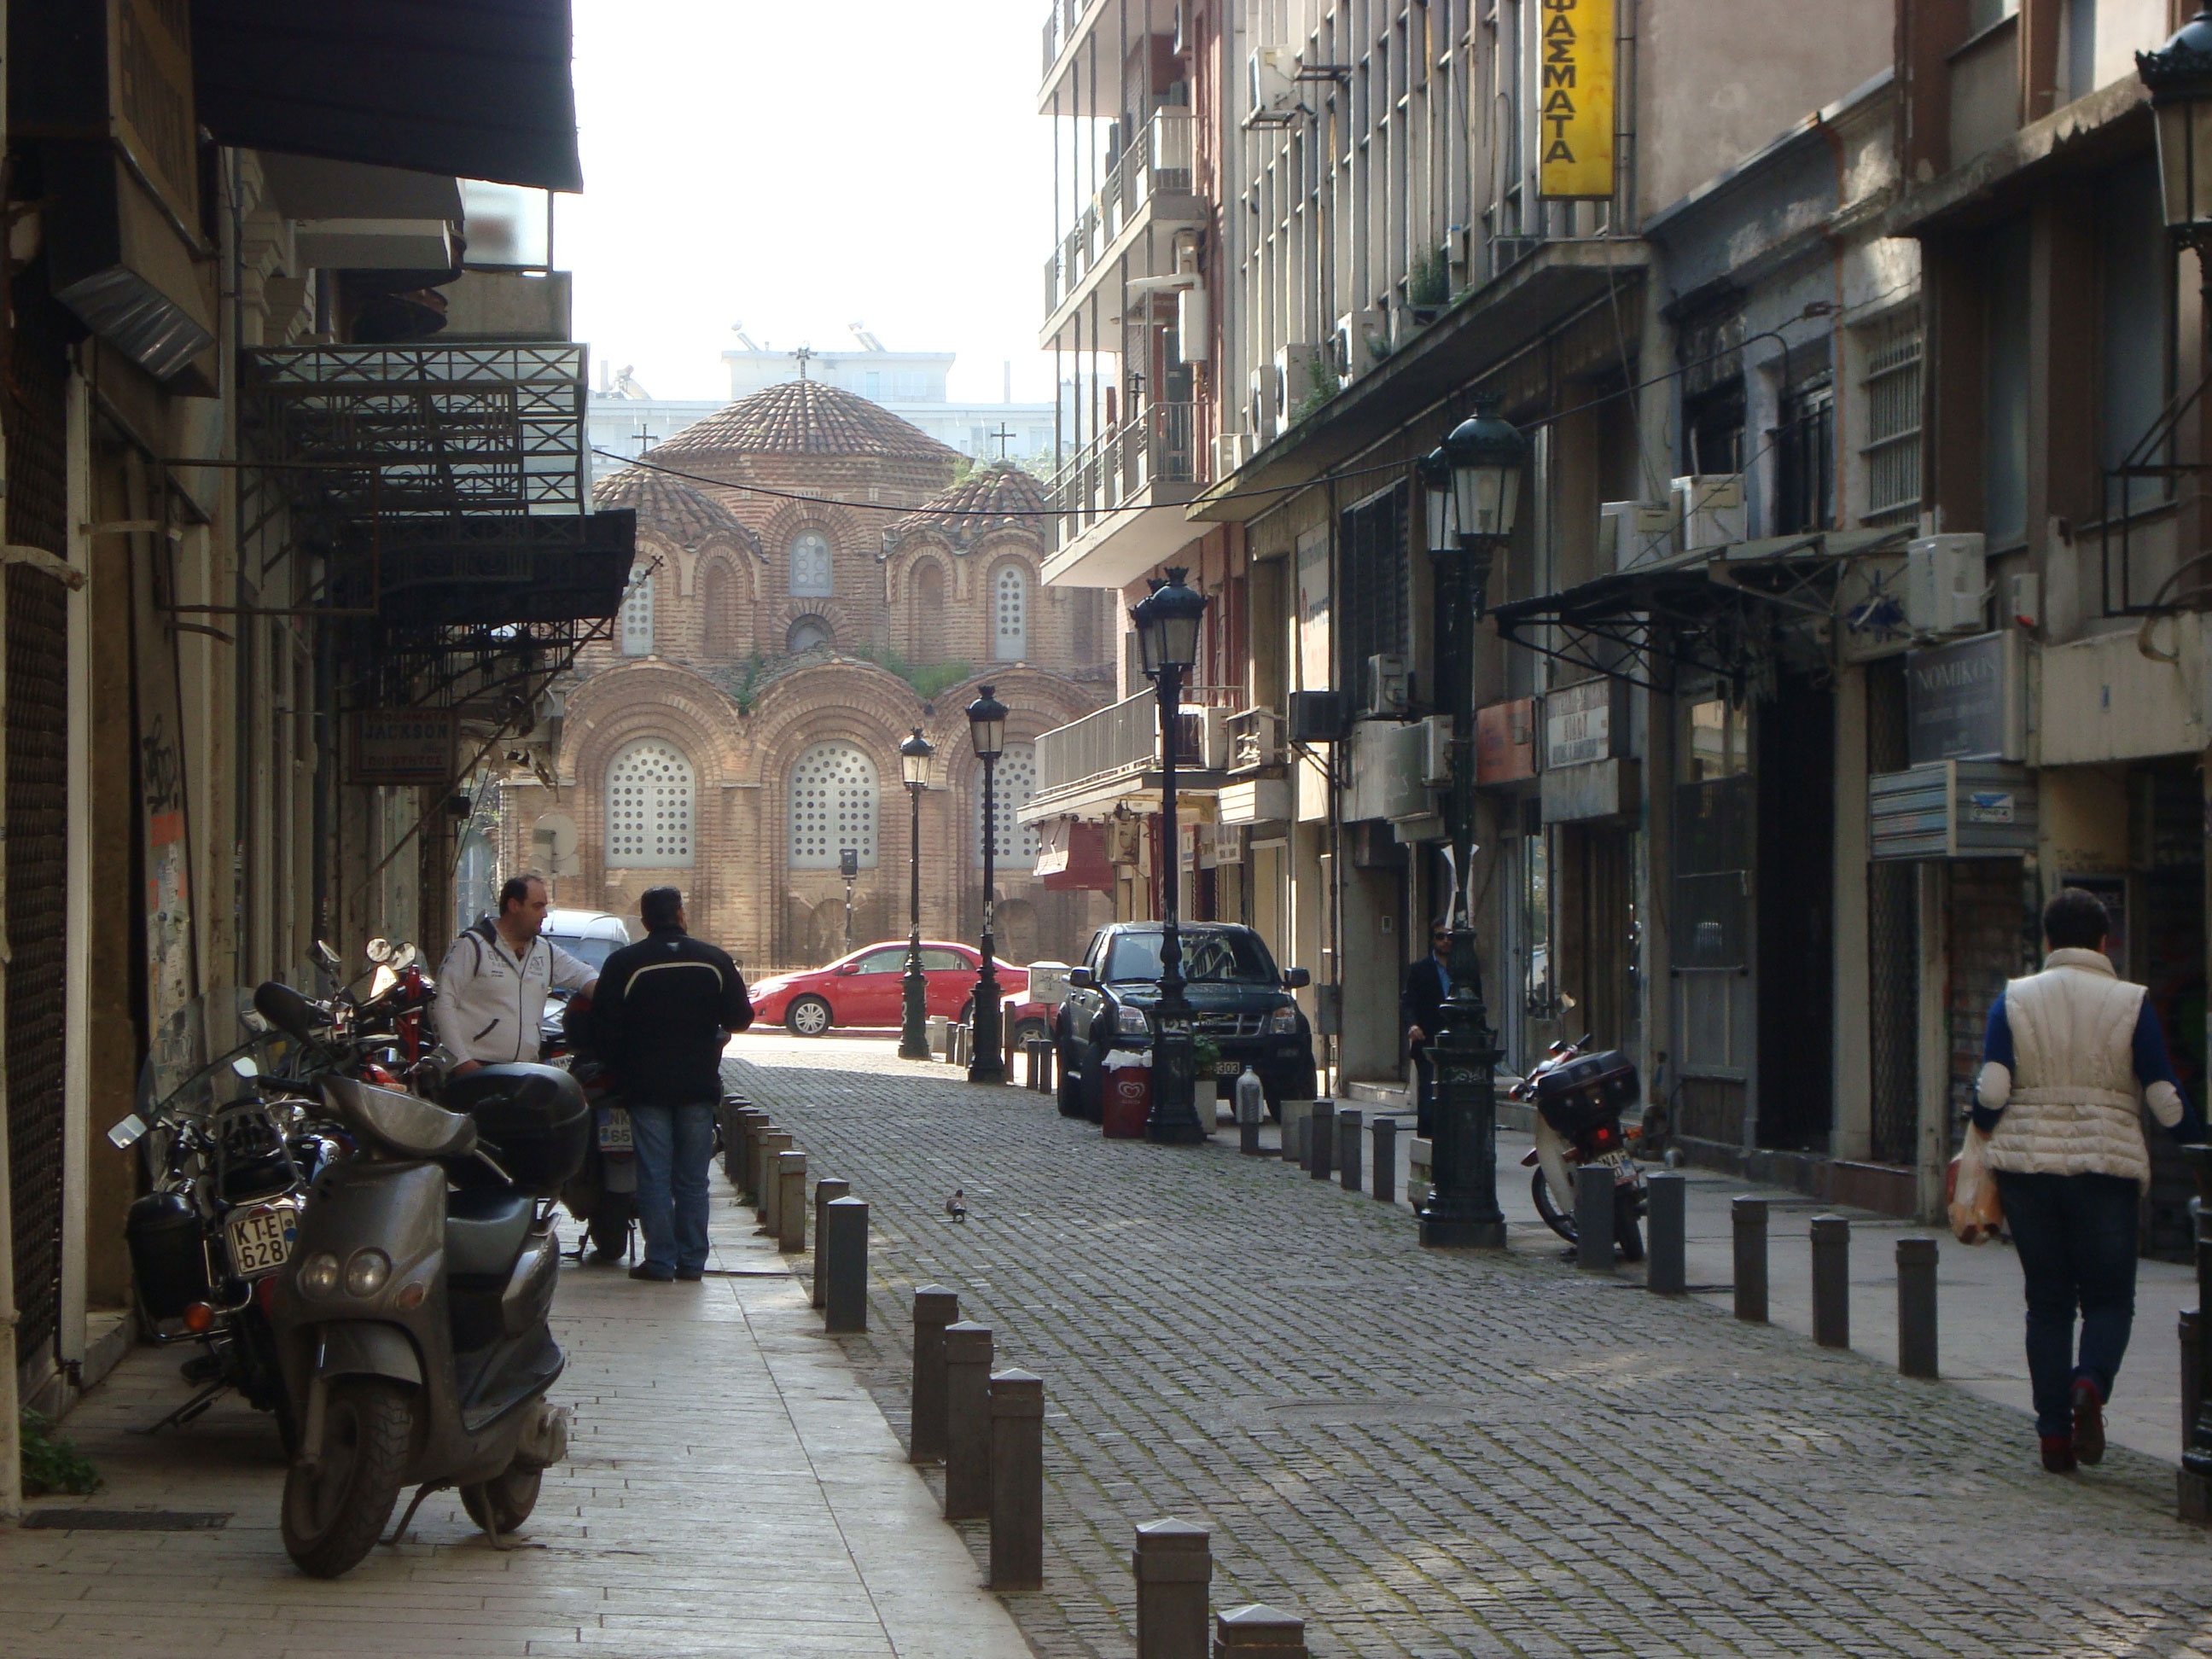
[599,1108,633,1151]
[225,1202,298,1278]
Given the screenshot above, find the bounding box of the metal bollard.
[1279,1102,1304,1165]
[910,1285,959,1464]
[988,1370,1045,1590]
[1645,1171,1685,1295]
[812,1178,849,1308]
[1896,1236,1938,1377]
[1575,1163,1615,1271]
[1026,1039,1055,1092]
[822,1196,869,1332]
[1732,1196,1768,1324]
[758,1130,794,1235]
[1133,1519,1211,1659]
[1811,1214,1851,1349]
[2185,1308,2203,1456]
[1214,1604,1307,1657]
[942,1320,994,1520]
[777,1151,807,1254]
[1371,1116,1397,1204]
[1336,1108,1363,1192]
[1307,1102,1336,1180]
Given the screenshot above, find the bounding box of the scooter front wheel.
[1614,1184,1646,1263]
[282,1377,414,1579]
[460,1463,543,1535]
[1531,1167,1576,1243]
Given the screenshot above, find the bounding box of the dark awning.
[339,509,635,629]
[193,2,584,192]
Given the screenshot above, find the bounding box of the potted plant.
[1192,1035,1223,1123]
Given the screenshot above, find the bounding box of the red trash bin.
[1102,1059,1151,1138]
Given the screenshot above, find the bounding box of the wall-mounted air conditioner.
[1421,714,1453,787]
[1288,690,1348,743]
[1248,368,1275,443]
[1211,431,1255,479]
[1274,343,1325,423]
[1671,474,1744,551]
[1247,46,1300,126]
[1363,653,1409,718]
[1335,309,1388,381]
[1905,533,1988,635]
[1600,500,1673,570]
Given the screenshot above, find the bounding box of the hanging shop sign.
[1905,630,2025,765]
[1476,697,1537,783]
[351,707,456,784]
[1536,0,1616,201]
[1544,678,1620,770]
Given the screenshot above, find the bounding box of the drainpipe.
[0,0,22,1523]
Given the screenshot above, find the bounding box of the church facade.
[497,379,1116,973]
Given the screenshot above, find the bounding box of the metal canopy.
[1491,527,1911,697]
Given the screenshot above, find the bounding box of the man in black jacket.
[1400,923,1451,1138]
[592,887,752,1282]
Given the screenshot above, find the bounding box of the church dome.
[650,380,962,466]
[593,464,754,550]
[887,463,1050,551]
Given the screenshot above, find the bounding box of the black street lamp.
[2143,10,2212,307]
[1416,396,1525,1249]
[966,686,1009,1084]
[898,725,935,1061]
[1130,567,1209,1144]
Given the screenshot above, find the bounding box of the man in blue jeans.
[591,887,752,1281]
[1975,888,2204,1471]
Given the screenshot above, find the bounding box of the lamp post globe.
[1418,397,1525,1249]
[965,687,1009,1084]
[897,726,935,1061]
[1130,568,1210,1144]
[2142,10,2212,245]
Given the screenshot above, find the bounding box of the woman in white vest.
[1974,888,2204,1474]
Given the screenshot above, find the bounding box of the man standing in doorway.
[434,873,597,1074]
[592,887,752,1282]
[1401,923,1451,1140]
[1975,887,2205,1472]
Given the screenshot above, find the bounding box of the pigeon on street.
[946,1189,968,1222]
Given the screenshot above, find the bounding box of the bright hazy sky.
[558,0,1058,406]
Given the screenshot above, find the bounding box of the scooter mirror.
[364,937,394,965]
[396,943,419,971]
[107,1114,148,1150]
[313,940,341,974]
[232,1055,260,1078]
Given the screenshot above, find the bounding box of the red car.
[748,941,1030,1036]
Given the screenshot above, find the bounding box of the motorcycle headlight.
[344,1248,391,1298]
[1268,1004,1301,1034]
[299,1251,341,1297]
[1116,1004,1151,1037]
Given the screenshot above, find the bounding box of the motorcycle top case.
[442,1062,589,1196]
[126,1190,211,1318]
[1533,1049,1640,1138]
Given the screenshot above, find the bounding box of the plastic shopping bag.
[1947,1125,2004,1244]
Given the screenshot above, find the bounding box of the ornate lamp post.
[965,686,1009,1084]
[1130,568,1210,1144]
[1415,396,1525,1248]
[898,726,935,1061]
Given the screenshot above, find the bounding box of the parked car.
[542,909,633,980]
[1053,923,1315,1121]
[748,941,1030,1036]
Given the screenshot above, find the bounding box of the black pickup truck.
[1053,922,1316,1121]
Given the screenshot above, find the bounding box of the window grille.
[789,530,833,597]
[1338,482,1408,686]
[1860,320,1923,524]
[974,744,1040,868]
[789,742,878,868]
[620,564,655,655]
[606,740,694,867]
[994,564,1027,661]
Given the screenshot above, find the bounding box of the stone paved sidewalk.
[731,1037,2212,1659]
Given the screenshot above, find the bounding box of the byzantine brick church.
[498,378,1116,972]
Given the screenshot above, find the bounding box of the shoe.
[628,1263,675,1283]
[2071,1377,2105,1465]
[2040,1434,2077,1474]
[675,1267,705,1282]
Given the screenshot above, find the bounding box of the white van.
[542,908,633,977]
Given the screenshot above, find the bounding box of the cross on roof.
[989,424,1017,460]
[791,346,813,381]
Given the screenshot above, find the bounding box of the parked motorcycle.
[1514,1036,1649,1261]
[255,981,584,1578]
[543,994,638,1264]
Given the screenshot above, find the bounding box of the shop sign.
[1476,698,1536,783]
[1906,631,2024,765]
[352,708,456,784]
[1536,0,1616,200]
[1544,678,1614,770]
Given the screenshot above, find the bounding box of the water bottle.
[1235,1065,1265,1126]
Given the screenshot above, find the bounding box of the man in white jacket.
[1975,887,2204,1473]
[435,874,597,1074]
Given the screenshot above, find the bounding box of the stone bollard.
[910,1285,960,1464]
[822,1196,869,1332]
[758,1130,794,1235]
[1278,1100,1305,1165]
[777,1150,807,1254]
[1026,1039,1055,1093]
[1810,1214,1850,1349]
[751,1125,787,1214]
[2185,1308,2203,1457]
[1336,1108,1363,1192]
[943,1321,994,1520]
[1575,1164,1615,1271]
[1896,1236,1938,1378]
[1645,1171,1685,1295]
[717,1097,750,1185]
[1133,1519,1211,1659]
[1371,1116,1397,1203]
[1214,1604,1307,1657]
[1732,1196,1768,1324]
[812,1178,850,1308]
[1307,1102,1336,1180]
[988,1370,1045,1590]
[735,1109,767,1196]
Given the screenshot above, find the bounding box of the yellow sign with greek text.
[1537,0,1615,201]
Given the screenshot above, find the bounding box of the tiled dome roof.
[649,380,962,465]
[593,465,757,551]
[887,463,1050,551]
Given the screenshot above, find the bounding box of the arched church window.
[911,561,946,661]
[789,742,878,869]
[789,530,833,597]
[701,562,731,657]
[606,739,694,867]
[993,563,1027,661]
[973,742,1039,869]
[788,615,834,654]
[620,563,655,655]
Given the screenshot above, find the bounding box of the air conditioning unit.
[1671,474,1744,551]
[1105,816,1144,865]
[1906,533,1988,635]
[1600,500,1673,570]
[1211,430,1256,478]
[1274,343,1324,423]
[1287,689,1348,743]
[1200,705,1234,770]
[1175,283,1209,362]
[1363,653,1409,718]
[1421,714,1453,787]
[1247,45,1300,125]
[1335,309,1388,381]
[1248,368,1275,443]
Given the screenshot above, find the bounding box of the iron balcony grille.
[1049,401,1199,547]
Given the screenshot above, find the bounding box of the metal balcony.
[1049,400,1197,540]
[1027,685,1244,821]
[1041,107,1196,319]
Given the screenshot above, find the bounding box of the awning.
[339,509,635,629]
[193,2,585,191]
[1035,818,1115,893]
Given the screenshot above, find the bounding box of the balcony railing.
[1035,687,1245,803]
[1042,107,1192,314]
[1041,0,1083,73]
[1049,400,1199,546]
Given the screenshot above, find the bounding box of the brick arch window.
[789,529,833,597]
[620,562,655,655]
[789,741,878,869]
[606,738,694,867]
[911,560,946,660]
[701,561,732,656]
[992,562,1027,661]
[973,742,1039,869]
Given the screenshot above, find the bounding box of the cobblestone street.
[731,1039,2212,1659]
